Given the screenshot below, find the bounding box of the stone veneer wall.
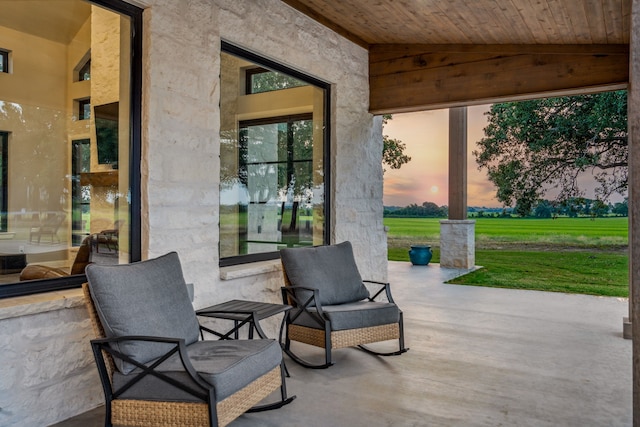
[439,220,476,269]
[0,0,386,425]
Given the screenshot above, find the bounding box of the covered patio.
[55,261,631,426]
[1,0,637,425]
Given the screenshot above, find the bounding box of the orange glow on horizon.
[383,106,498,208]
[383,104,626,209]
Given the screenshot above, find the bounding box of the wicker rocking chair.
[83,252,294,427]
[280,241,408,369]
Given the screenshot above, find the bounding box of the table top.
[196,299,291,321]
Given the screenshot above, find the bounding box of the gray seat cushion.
[112,339,282,402]
[280,241,369,306]
[291,301,400,331]
[86,252,201,374]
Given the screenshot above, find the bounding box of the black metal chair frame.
[281,279,409,369]
[91,335,217,427]
[91,328,294,427]
[84,282,295,427]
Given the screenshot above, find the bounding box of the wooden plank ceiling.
[281,0,631,113]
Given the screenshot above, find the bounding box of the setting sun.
[383,106,496,207]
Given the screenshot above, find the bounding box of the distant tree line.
[384,201,448,217]
[384,198,628,219]
[527,197,627,218]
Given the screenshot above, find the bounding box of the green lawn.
[385,217,629,297]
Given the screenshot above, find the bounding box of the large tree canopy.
[474,91,627,216]
[382,114,411,171]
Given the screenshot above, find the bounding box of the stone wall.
[0,292,103,427]
[0,0,386,425]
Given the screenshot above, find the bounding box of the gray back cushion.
[280,241,369,306]
[86,252,200,374]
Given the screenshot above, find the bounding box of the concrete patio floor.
[53,261,632,427]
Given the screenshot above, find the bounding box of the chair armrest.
[281,285,327,327]
[90,335,213,402]
[363,280,396,303]
[281,285,320,307]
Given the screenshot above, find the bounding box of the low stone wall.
[0,292,103,426]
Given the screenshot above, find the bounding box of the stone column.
[440,107,475,269]
[440,219,475,268]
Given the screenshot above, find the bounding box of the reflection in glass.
[79,59,91,81]
[0,0,132,285]
[220,51,326,264]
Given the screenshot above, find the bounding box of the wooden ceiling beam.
[369,44,629,114]
[279,0,370,48]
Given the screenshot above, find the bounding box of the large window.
[220,43,330,266]
[0,0,142,298]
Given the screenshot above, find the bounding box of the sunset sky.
[382,105,499,208]
[382,104,628,209]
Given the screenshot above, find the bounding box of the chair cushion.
[86,252,200,374]
[280,241,370,306]
[112,339,282,402]
[291,301,400,331]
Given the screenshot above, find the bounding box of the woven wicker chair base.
[111,366,281,427]
[289,323,400,349]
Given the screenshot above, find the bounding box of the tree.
[474,91,627,214]
[421,201,445,217]
[534,199,553,218]
[612,199,628,216]
[382,115,411,171]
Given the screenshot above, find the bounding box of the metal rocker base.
[249,361,296,410]
[357,344,410,357]
[284,342,409,369]
[248,395,296,412]
[284,346,334,369]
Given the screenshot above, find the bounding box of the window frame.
[78,58,91,81]
[0,50,8,73]
[71,138,91,246]
[0,0,143,299]
[0,132,7,232]
[220,41,331,267]
[78,98,91,120]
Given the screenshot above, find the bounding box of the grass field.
[385,216,629,297]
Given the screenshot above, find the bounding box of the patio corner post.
[629,0,640,342]
[440,107,475,269]
[630,0,640,424]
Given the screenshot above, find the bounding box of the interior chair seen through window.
[84,252,294,427]
[20,235,92,280]
[95,219,124,253]
[280,241,409,368]
[29,212,66,244]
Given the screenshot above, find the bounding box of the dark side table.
[196,299,292,342]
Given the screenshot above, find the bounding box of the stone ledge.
[439,219,476,225]
[220,259,282,280]
[0,288,85,321]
